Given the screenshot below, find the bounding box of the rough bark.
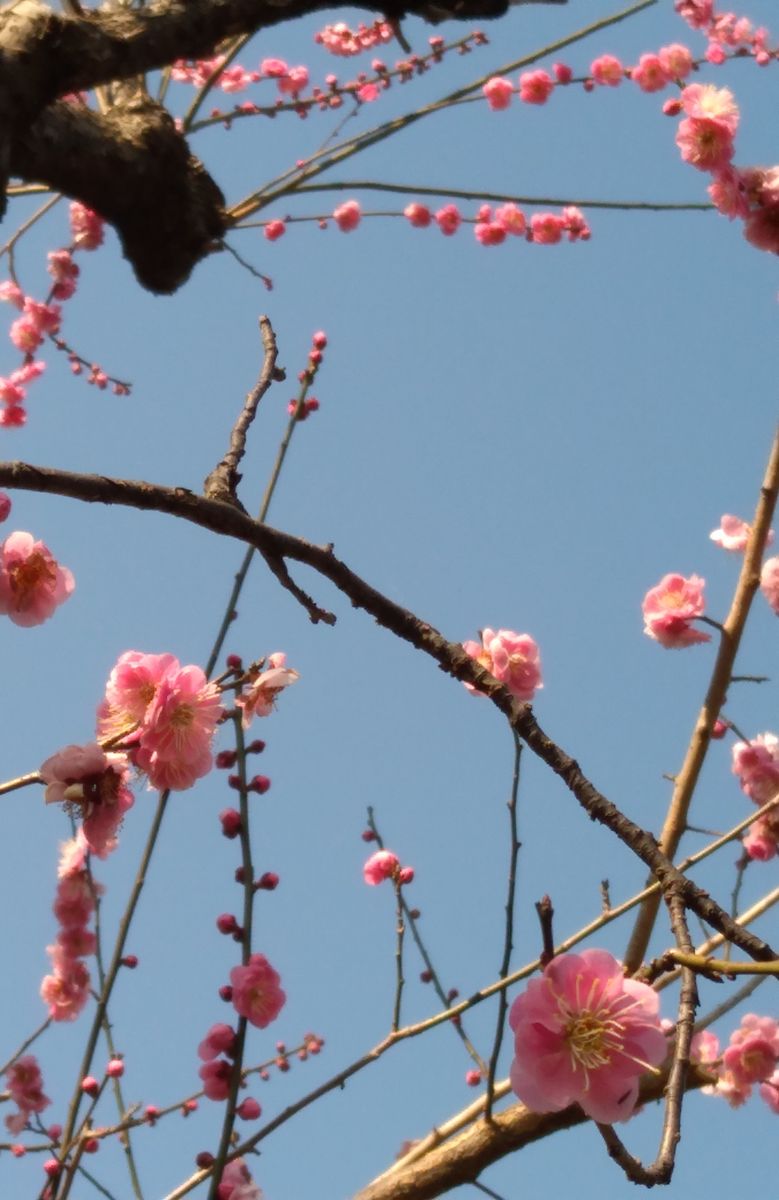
[0,0,563,291]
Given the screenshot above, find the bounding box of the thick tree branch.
[1,458,777,971]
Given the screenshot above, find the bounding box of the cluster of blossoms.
[0,202,109,426]
[363,849,414,886]
[4,1056,50,1135]
[314,19,395,57]
[694,1013,779,1110]
[675,0,774,64]
[265,201,589,247]
[508,949,667,1122]
[40,838,98,1022]
[197,1022,247,1105]
[97,651,224,791]
[172,56,310,97]
[731,733,779,859]
[0,530,74,627]
[462,628,543,701]
[670,84,779,254]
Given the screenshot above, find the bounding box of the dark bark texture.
[0,0,563,291]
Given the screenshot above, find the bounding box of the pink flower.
[462,628,543,702]
[710,513,774,552]
[404,203,432,228]
[199,1057,233,1101]
[723,1016,779,1084]
[675,0,713,31]
[744,206,779,255]
[277,66,309,96]
[97,650,180,740]
[333,200,361,232]
[676,117,734,172]
[562,206,590,241]
[659,43,694,80]
[134,664,224,791]
[641,573,711,648]
[483,76,513,110]
[761,557,779,615]
[743,809,779,861]
[680,84,739,134]
[474,220,506,247]
[47,250,80,301]
[230,954,285,1028]
[732,733,779,804]
[690,1028,720,1066]
[631,54,670,93]
[529,213,565,244]
[0,280,24,309]
[759,1069,779,1114]
[40,743,133,859]
[69,202,105,250]
[518,70,554,105]
[0,531,74,627]
[217,1158,263,1200]
[260,58,288,78]
[494,204,526,235]
[198,1023,237,1061]
[591,55,623,86]
[508,949,667,1123]
[6,1057,50,1116]
[40,956,91,1022]
[363,849,399,885]
[708,167,750,218]
[435,204,461,236]
[236,653,299,728]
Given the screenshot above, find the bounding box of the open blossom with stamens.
[508,949,667,1123]
[462,628,542,702]
[363,849,400,885]
[0,531,74,627]
[230,954,285,1028]
[680,84,739,134]
[69,202,105,250]
[591,55,623,86]
[236,653,299,727]
[133,665,223,791]
[642,573,710,648]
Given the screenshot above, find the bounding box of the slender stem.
[391,881,406,1032]
[0,1017,52,1076]
[485,734,522,1119]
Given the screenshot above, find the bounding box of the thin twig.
[392,881,406,1032]
[484,735,522,1119]
[203,316,279,509]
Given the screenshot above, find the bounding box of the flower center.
[10,552,54,601]
[564,1012,621,1072]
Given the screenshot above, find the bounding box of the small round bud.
[43,1159,61,1179]
[121,954,139,969]
[219,808,242,838]
[196,1151,215,1169]
[219,985,233,1002]
[249,775,271,795]
[398,866,415,885]
[216,913,238,935]
[181,1099,198,1116]
[81,1076,99,1097]
[83,1138,99,1154]
[216,750,238,770]
[145,1106,160,1125]
[256,871,279,890]
[361,829,376,842]
[312,331,328,349]
[106,1058,124,1078]
[247,739,266,754]
[420,970,433,983]
[236,1098,262,1120]
[226,654,243,670]
[465,1069,482,1087]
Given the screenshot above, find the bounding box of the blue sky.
[0,1,777,1196]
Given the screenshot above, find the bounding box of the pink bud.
[236,1097,262,1120]
[553,62,573,83]
[249,775,271,794]
[216,750,238,769]
[145,1105,160,1124]
[219,808,242,838]
[81,1076,99,1097]
[83,1138,99,1154]
[247,739,266,754]
[312,331,328,349]
[465,1069,482,1086]
[181,1099,198,1115]
[256,871,279,890]
[361,829,376,842]
[196,1151,215,1168]
[121,955,138,969]
[216,913,238,935]
[106,1058,124,1078]
[226,654,242,669]
[420,970,432,983]
[398,866,415,885]
[219,985,233,1002]
[711,718,728,739]
[43,1159,61,1178]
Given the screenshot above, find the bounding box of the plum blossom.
[676,117,735,172]
[5,1057,50,1134]
[230,954,285,1028]
[198,1023,237,1061]
[277,65,309,96]
[509,949,666,1122]
[642,573,711,648]
[710,514,773,552]
[731,733,779,804]
[0,531,74,627]
[363,849,399,885]
[217,1158,263,1200]
[680,84,739,133]
[530,213,565,244]
[631,54,669,93]
[462,628,542,701]
[760,557,779,615]
[333,200,361,231]
[743,807,779,861]
[591,55,623,86]
[40,743,133,858]
[404,203,432,228]
[133,665,223,791]
[236,653,299,728]
[659,44,694,80]
[69,202,105,250]
[518,70,554,104]
[435,204,461,236]
[723,1016,779,1087]
[199,1058,233,1101]
[483,76,513,110]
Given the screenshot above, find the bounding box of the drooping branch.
[1,457,777,969]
